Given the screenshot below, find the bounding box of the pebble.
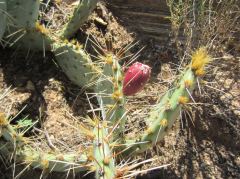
[26,80,35,91]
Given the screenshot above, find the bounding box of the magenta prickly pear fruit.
[123,62,151,96]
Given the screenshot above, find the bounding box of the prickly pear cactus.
[4,0,53,50]
[0,0,213,178]
[95,51,127,141]
[123,47,211,155]
[3,0,100,86]
[52,40,101,88]
[61,0,99,38]
[0,45,211,178]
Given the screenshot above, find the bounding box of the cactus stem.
[93,120,116,179]
[61,0,98,39]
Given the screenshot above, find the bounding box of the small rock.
[231,100,240,108]
[235,156,240,166]
[233,109,240,117]
[49,78,54,82]
[224,79,234,89]
[220,93,233,103]
[94,17,108,26]
[26,80,35,91]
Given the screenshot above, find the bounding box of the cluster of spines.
[92,119,116,179]
[0,113,90,173]
[191,47,211,76]
[96,52,126,142]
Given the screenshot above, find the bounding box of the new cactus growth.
[123,62,151,96]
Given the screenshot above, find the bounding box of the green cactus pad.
[93,124,116,179]
[61,0,98,39]
[52,41,100,88]
[95,53,126,140]
[5,0,53,51]
[6,0,40,29]
[0,117,89,173]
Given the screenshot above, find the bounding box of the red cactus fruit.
[123,62,151,96]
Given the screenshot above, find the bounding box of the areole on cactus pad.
[123,62,151,96]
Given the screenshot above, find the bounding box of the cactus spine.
[0,113,89,172]
[0,0,6,40]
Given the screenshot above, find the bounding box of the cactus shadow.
[0,47,97,178]
[0,47,60,123]
[136,167,180,179]
[0,48,48,121]
[175,96,240,178]
[0,47,92,126]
